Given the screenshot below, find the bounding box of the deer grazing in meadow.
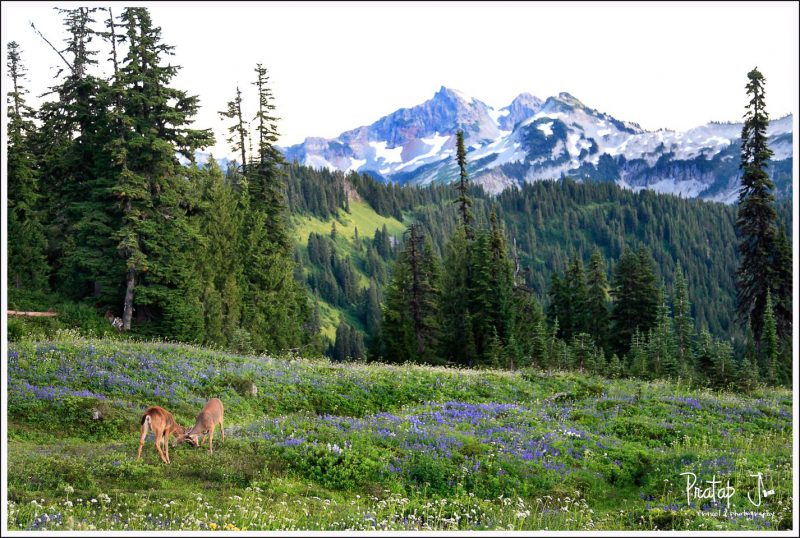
[137,406,187,464]
[183,398,224,453]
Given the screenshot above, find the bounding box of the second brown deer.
[184,398,224,453]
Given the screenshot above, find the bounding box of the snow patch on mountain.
[369,140,404,164]
[347,158,366,172]
[395,132,451,171]
[537,121,554,137]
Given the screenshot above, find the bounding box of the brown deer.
[137,406,186,464]
[184,398,224,453]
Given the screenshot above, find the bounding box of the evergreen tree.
[627,329,648,378]
[218,85,248,176]
[771,227,792,340]
[694,328,715,383]
[570,333,594,373]
[467,230,495,361]
[511,287,545,369]
[710,338,734,389]
[362,278,382,340]
[735,67,779,340]
[111,7,214,330]
[635,246,660,330]
[735,316,760,390]
[33,7,110,298]
[742,316,760,378]
[487,327,504,369]
[378,224,441,364]
[547,272,569,339]
[332,318,351,362]
[649,288,678,379]
[610,246,658,355]
[194,158,245,346]
[6,42,49,290]
[672,263,694,370]
[250,63,290,251]
[607,353,623,379]
[761,290,779,384]
[454,130,474,239]
[241,206,309,351]
[530,313,549,369]
[564,253,589,338]
[488,209,515,344]
[585,248,610,352]
[439,228,475,366]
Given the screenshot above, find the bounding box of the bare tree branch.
[30,21,73,74]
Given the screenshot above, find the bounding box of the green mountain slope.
[288,166,793,351]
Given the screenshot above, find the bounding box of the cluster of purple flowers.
[10,380,107,401]
[28,513,62,530]
[244,400,606,480]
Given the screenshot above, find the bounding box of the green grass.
[5,335,794,531]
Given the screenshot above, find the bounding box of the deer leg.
[154,431,168,464]
[137,421,149,459]
[207,425,215,454]
[164,432,171,464]
[220,420,224,443]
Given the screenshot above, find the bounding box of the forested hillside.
[284,163,791,349]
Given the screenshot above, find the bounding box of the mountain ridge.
[279,87,793,203]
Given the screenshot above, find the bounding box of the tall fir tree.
[761,290,779,384]
[219,85,248,177]
[735,67,779,341]
[468,230,496,361]
[454,130,474,240]
[193,158,246,346]
[379,224,442,364]
[488,209,515,343]
[438,228,475,366]
[610,246,658,356]
[112,7,214,330]
[362,278,382,341]
[648,287,678,379]
[672,263,694,371]
[547,271,568,339]
[564,253,589,338]
[250,64,290,252]
[771,227,792,340]
[585,248,610,352]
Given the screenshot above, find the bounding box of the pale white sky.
[2,1,798,159]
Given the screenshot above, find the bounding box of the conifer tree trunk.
[123,267,136,329]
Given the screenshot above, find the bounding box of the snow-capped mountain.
[283,86,793,202]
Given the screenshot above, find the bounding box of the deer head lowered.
[182,398,225,453]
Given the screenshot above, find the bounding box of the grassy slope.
[6,337,793,531]
[292,200,407,341]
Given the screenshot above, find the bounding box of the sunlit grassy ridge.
[6,336,793,531]
[291,200,407,341]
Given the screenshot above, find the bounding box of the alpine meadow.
[3,4,796,534]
